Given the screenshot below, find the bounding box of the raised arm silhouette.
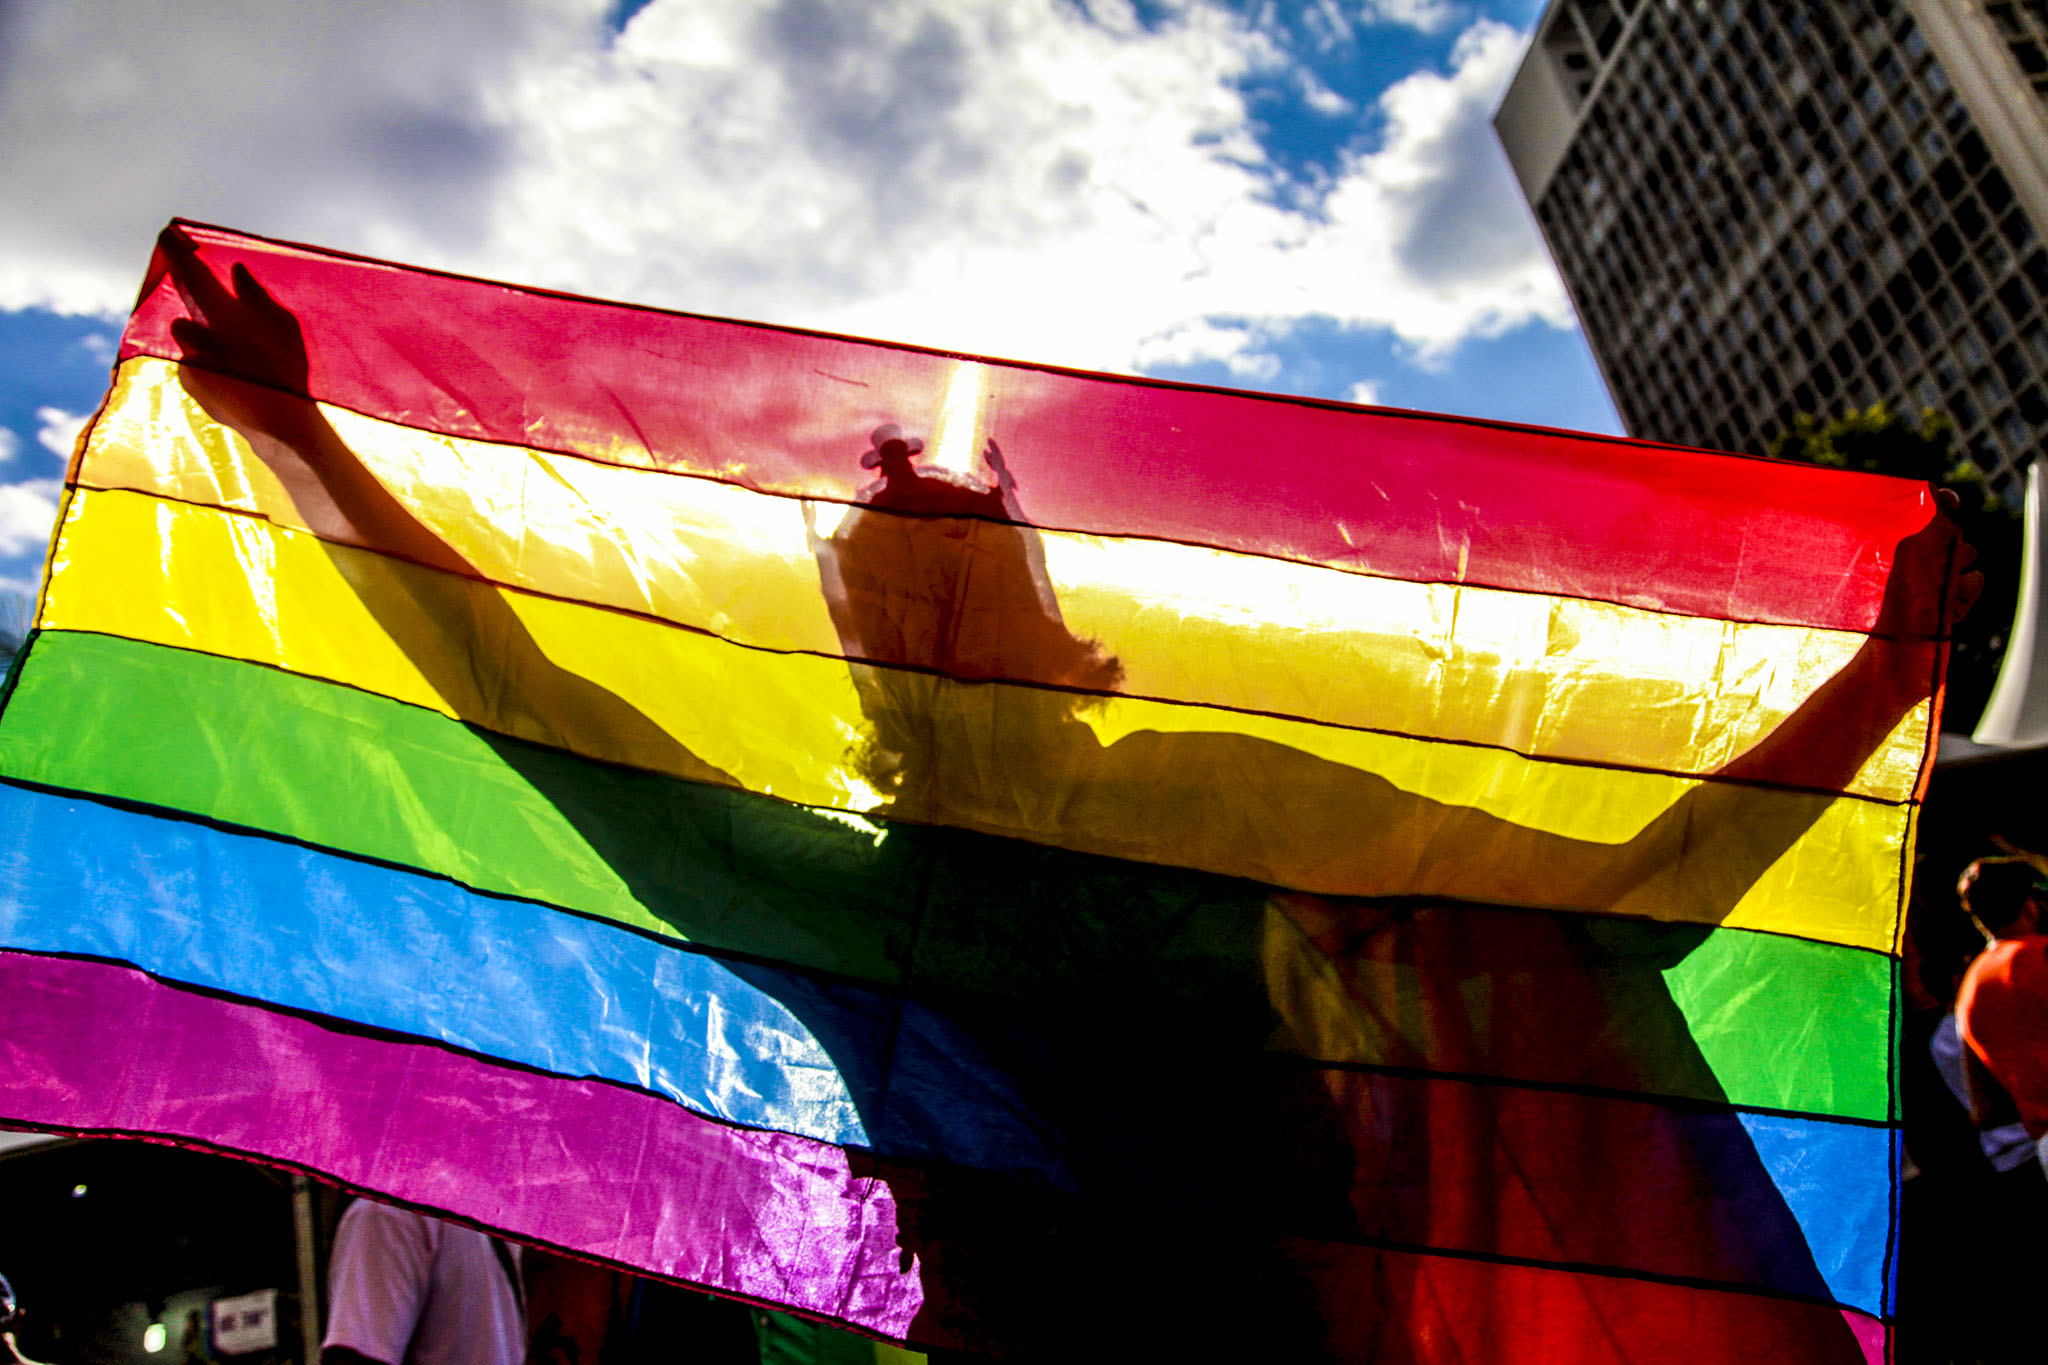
[814,416,1975,926]
[157,229,735,794]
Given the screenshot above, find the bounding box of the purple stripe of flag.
[0,949,925,1339]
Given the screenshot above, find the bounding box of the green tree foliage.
[1767,404,2023,730]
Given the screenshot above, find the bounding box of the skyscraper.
[1496,0,2048,498]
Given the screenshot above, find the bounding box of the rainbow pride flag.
[0,222,1958,1361]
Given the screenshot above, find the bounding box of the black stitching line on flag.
[151,217,1921,482]
[115,341,1944,646]
[1305,1227,1893,1321]
[0,809,1899,1134]
[1269,1055,1898,1130]
[0,644,1915,965]
[55,483,1930,811]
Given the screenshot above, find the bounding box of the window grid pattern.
[1985,1,2048,98]
[1531,0,2048,498]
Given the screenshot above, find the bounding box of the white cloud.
[1132,320,1281,381]
[1300,0,1356,50]
[1361,0,1461,34]
[0,479,62,558]
[0,0,589,314]
[1346,378,1383,405]
[0,1,1564,387]
[1299,18,1572,362]
[35,407,86,460]
[1296,68,1353,116]
[0,429,16,464]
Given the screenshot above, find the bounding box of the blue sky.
[0,0,1615,595]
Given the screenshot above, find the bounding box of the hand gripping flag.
[0,222,1964,1362]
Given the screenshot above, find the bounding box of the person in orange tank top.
[1956,856,2048,1171]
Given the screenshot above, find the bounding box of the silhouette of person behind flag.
[807,421,1967,1360]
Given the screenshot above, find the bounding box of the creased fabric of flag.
[0,221,1961,1362]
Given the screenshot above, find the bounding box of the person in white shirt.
[321,1201,523,1365]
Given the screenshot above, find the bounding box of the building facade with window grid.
[1983,2,2048,98]
[1495,0,2048,499]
